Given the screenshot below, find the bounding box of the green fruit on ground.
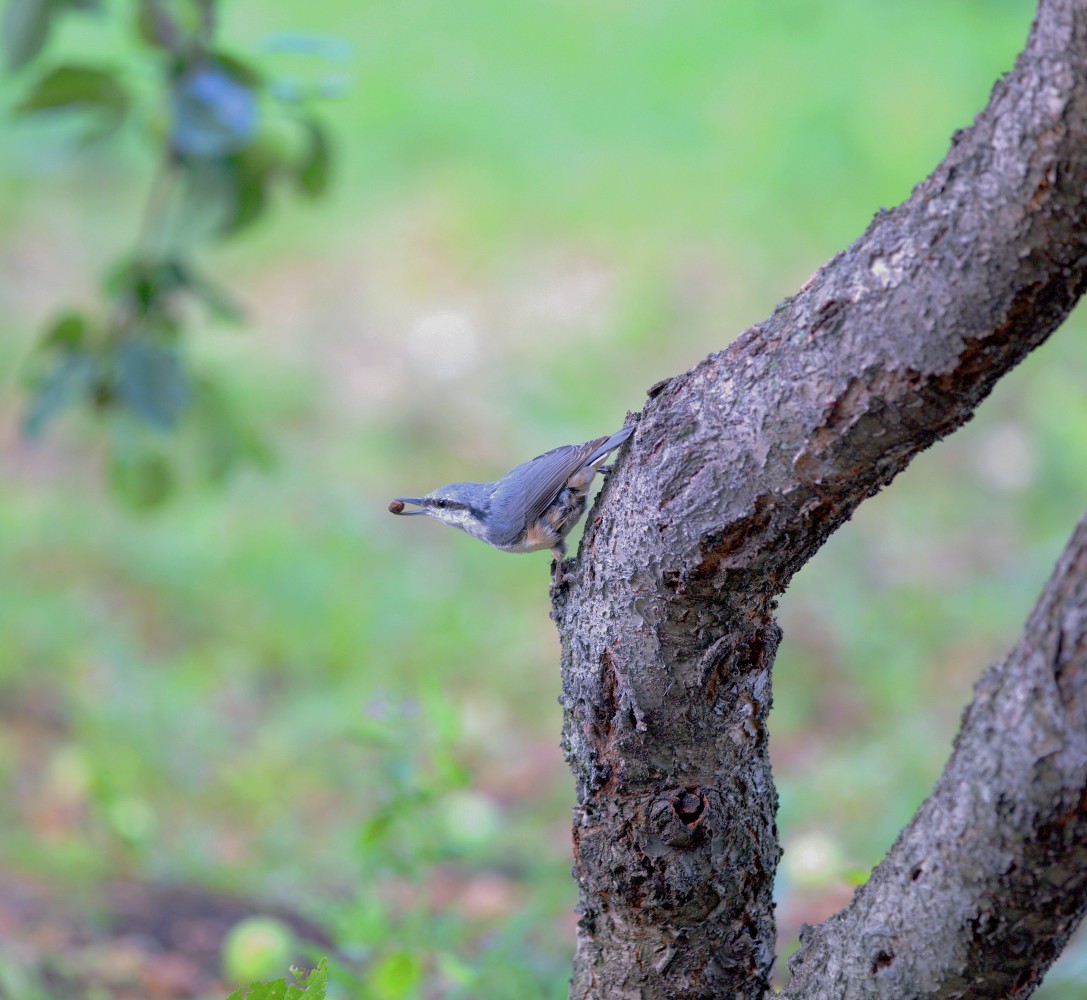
[222,916,296,983]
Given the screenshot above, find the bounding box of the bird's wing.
[494,436,610,544]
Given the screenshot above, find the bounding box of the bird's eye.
[435,498,447,508]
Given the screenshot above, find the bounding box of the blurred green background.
[3,0,1087,997]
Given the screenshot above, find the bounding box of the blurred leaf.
[17,63,127,116]
[2,0,53,71]
[108,447,175,508]
[296,117,330,197]
[42,310,88,349]
[219,150,274,235]
[22,348,95,437]
[178,145,280,237]
[106,256,242,324]
[212,49,264,87]
[107,258,184,313]
[229,170,268,231]
[115,339,191,429]
[358,809,394,850]
[171,63,257,158]
[370,952,422,1000]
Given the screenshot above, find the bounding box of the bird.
[389,426,632,574]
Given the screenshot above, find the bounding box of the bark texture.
[782,514,1087,997]
[553,0,1087,996]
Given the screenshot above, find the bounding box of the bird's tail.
[585,425,633,468]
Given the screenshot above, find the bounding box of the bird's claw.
[550,558,572,589]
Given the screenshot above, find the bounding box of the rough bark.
[552,0,1087,997]
[782,513,1087,997]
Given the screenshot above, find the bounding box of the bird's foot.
[550,556,573,589]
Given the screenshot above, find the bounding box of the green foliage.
[369,952,423,1000]
[16,63,126,128]
[225,959,328,1000]
[7,0,336,507]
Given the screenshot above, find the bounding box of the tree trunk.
[552,1,1087,996]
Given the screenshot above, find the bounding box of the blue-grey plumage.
[390,426,632,563]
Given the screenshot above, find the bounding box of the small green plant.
[5,0,338,506]
[225,958,328,1000]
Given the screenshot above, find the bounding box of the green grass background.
[2,0,1087,996]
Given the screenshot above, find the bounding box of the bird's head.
[389,482,491,536]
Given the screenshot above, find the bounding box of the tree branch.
[783,511,1087,998]
[554,0,1087,996]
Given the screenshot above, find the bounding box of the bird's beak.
[390,497,428,515]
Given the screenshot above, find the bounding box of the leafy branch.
[6,0,338,506]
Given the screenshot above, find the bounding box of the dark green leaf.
[115,339,191,429]
[43,310,88,349]
[106,258,182,311]
[220,155,270,235]
[296,117,330,198]
[103,257,136,300]
[108,449,175,509]
[112,256,245,324]
[357,810,394,849]
[132,260,189,320]
[3,0,54,71]
[17,64,128,119]
[22,349,95,437]
[15,62,128,142]
[211,50,264,87]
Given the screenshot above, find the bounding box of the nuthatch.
[389,426,632,569]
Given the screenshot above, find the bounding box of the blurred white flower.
[782,830,843,888]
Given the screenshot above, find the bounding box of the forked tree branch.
[553,0,1087,996]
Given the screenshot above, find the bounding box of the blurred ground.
[2,1,1087,997]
